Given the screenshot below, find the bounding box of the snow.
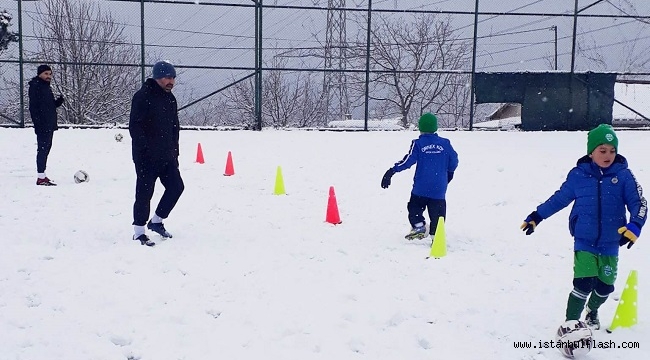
[473,116,522,130]
[1,128,649,360]
[613,83,650,121]
[327,118,404,130]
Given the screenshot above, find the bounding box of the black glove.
[381,168,395,189]
[520,211,543,235]
[55,95,64,106]
[447,171,454,183]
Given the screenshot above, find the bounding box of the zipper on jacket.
[595,170,603,250]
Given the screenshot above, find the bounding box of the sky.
[1,127,649,359]
[2,0,649,107]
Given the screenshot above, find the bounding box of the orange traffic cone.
[224,151,234,176]
[326,186,342,224]
[196,143,205,164]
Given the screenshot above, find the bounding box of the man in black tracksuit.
[129,61,184,246]
[28,64,64,186]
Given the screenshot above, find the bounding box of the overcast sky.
[2,0,648,108]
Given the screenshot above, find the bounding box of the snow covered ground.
[1,128,648,360]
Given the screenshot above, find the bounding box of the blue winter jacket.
[391,133,459,199]
[536,155,647,256]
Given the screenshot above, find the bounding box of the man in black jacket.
[29,64,64,186]
[129,61,185,246]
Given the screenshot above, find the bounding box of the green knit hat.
[587,124,618,154]
[418,113,438,133]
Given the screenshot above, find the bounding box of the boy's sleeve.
[392,140,418,172]
[536,170,577,219]
[447,142,459,172]
[623,170,648,228]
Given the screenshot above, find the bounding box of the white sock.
[414,222,424,228]
[134,225,146,238]
[38,173,46,179]
[151,214,163,224]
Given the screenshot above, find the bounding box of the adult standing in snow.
[29,64,64,186]
[380,113,459,240]
[129,61,184,247]
[520,124,647,330]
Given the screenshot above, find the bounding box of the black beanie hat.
[37,64,52,75]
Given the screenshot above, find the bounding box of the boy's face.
[590,144,616,168]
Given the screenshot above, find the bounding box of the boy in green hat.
[381,113,459,240]
[520,124,647,329]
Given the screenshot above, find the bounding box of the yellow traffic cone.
[428,217,447,259]
[273,166,286,195]
[606,270,638,333]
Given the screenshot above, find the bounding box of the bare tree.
[1,9,19,54]
[0,10,20,124]
[223,57,327,128]
[31,0,140,125]
[349,13,471,128]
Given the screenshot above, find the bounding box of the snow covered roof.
[473,116,521,130]
[327,118,404,130]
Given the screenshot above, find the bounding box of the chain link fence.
[1,0,649,130]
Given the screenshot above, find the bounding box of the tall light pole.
[468,0,479,131]
[18,0,25,127]
[551,25,557,70]
[571,0,606,73]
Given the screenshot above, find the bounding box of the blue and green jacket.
[536,155,647,256]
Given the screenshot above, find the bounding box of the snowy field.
[1,128,648,360]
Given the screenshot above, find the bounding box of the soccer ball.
[555,320,593,358]
[115,133,123,142]
[74,170,89,184]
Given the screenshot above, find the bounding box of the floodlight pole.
[571,0,605,73]
[253,0,263,130]
[551,25,557,70]
[570,1,578,73]
[468,0,479,131]
[363,0,372,131]
[18,0,25,127]
[570,0,605,129]
[140,0,145,84]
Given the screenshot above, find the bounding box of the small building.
[612,83,650,128]
[476,83,650,130]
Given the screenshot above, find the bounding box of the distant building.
[612,83,650,128]
[476,83,650,130]
[487,103,521,121]
[474,103,521,130]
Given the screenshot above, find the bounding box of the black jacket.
[28,77,63,134]
[129,78,180,166]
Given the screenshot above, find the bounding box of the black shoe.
[585,309,600,330]
[134,234,155,247]
[147,220,172,238]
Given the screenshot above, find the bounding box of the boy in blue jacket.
[521,124,647,329]
[381,113,459,240]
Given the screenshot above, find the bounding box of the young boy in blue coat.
[521,124,647,329]
[381,113,459,240]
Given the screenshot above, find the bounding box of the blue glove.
[447,172,454,183]
[520,211,542,235]
[381,168,395,189]
[618,223,641,249]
